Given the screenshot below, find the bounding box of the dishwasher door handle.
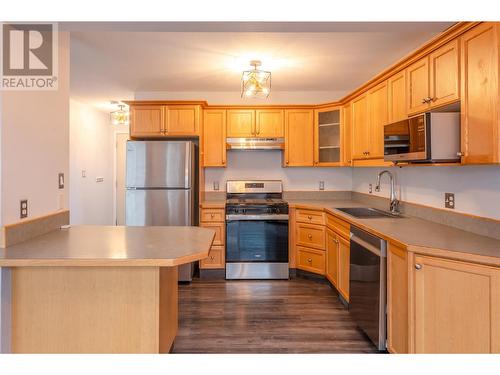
[350,233,386,257]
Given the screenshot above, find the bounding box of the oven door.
[226,219,289,263]
[384,113,430,162]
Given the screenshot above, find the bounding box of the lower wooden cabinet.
[200,208,225,270]
[296,223,325,250]
[410,254,500,353]
[199,246,225,269]
[387,243,408,354]
[297,246,325,275]
[337,235,350,301]
[326,229,339,287]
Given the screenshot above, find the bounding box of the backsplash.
[204,150,352,191]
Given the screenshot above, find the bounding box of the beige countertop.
[287,199,500,262]
[0,225,215,267]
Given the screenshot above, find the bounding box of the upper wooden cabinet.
[255,109,284,137]
[351,93,369,160]
[130,105,165,137]
[226,109,255,137]
[407,40,460,115]
[203,109,226,167]
[284,109,314,167]
[342,103,352,166]
[129,104,200,137]
[367,81,389,159]
[388,70,407,122]
[460,23,500,164]
[410,254,500,353]
[226,109,283,138]
[165,105,199,135]
[406,58,430,114]
[314,106,343,166]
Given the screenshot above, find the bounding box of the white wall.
[0,32,70,225]
[135,90,346,105]
[352,165,500,220]
[69,99,114,225]
[205,150,352,191]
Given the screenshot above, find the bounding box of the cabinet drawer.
[326,213,350,239]
[297,223,325,250]
[200,222,225,246]
[296,209,325,225]
[199,246,225,269]
[200,208,225,223]
[297,246,326,275]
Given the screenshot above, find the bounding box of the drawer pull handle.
[210,256,215,260]
[210,214,215,218]
[308,234,313,239]
[415,263,422,270]
[307,215,312,220]
[307,258,312,263]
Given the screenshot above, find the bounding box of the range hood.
[226,137,285,150]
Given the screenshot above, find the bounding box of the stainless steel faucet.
[375,170,400,215]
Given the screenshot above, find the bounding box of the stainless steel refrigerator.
[125,140,198,281]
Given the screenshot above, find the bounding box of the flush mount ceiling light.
[241,60,271,99]
[110,101,129,126]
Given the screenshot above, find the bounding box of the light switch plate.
[213,181,219,191]
[58,173,64,189]
[319,181,325,190]
[445,193,455,209]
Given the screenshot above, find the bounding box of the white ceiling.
[68,22,454,107]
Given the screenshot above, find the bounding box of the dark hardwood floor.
[172,277,377,353]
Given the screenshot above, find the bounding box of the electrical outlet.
[445,193,455,209]
[213,181,219,191]
[58,173,64,189]
[369,184,373,194]
[81,170,86,178]
[319,181,325,190]
[20,199,28,219]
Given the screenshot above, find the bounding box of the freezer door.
[126,141,194,188]
[125,189,193,226]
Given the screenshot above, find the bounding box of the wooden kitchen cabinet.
[407,39,460,115]
[296,208,325,225]
[337,235,350,301]
[130,104,200,137]
[255,109,284,137]
[199,207,226,270]
[410,254,500,353]
[342,103,352,166]
[406,57,430,114]
[284,109,314,166]
[326,228,339,288]
[226,109,255,137]
[296,223,325,250]
[199,246,225,269]
[203,109,226,167]
[314,106,343,166]
[388,70,407,122]
[130,105,165,137]
[165,105,200,135]
[387,243,409,354]
[429,39,460,108]
[297,246,326,275]
[460,22,500,164]
[351,93,370,160]
[367,80,389,159]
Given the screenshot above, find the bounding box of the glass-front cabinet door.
[314,107,343,166]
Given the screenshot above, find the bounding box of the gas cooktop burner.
[226,198,286,206]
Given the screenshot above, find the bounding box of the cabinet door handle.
[308,234,313,239]
[415,263,422,270]
[210,213,215,218]
[456,151,463,157]
[421,98,428,104]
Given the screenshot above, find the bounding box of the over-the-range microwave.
[383,112,461,163]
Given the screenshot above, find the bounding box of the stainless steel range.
[225,180,289,280]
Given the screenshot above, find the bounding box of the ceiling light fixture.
[241,60,271,99]
[110,101,129,126]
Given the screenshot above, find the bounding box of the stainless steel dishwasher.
[348,225,387,351]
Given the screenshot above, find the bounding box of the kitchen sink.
[335,207,402,219]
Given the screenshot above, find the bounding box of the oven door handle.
[226,214,289,221]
